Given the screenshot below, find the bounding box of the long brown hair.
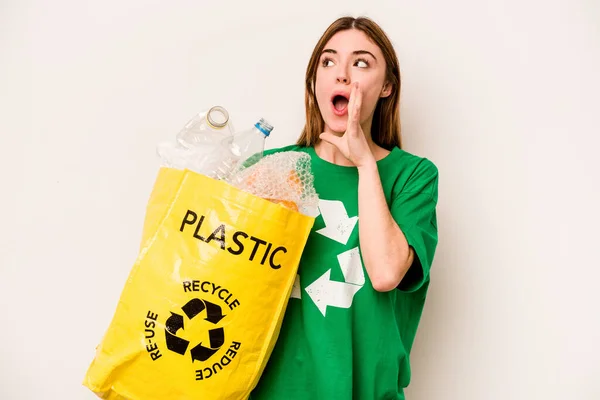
[296,16,402,150]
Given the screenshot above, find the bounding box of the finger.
[349,83,362,136]
[319,132,342,148]
[347,82,357,124]
[352,83,362,125]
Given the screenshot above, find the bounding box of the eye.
[354,58,369,68]
[321,57,335,67]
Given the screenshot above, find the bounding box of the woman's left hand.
[319,82,376,168]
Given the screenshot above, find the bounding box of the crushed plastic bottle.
[176,105,234,149]
[156,106,237,177]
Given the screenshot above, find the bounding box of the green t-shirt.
[250,144,439,400]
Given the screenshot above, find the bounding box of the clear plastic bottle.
[215,118,273,180]
[157,105,238,176]
[176,106,234,149]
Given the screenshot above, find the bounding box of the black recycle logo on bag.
[165,298,225,362]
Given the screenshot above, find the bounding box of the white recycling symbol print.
[315,199,358,245]
[291,199,365,317]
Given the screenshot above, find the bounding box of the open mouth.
[331,94,349,116]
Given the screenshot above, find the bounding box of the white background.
[1,0,599,399]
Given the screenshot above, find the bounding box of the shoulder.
[400,149,438,182]
[384,147,439,198]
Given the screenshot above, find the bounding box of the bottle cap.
[255,118,274,136]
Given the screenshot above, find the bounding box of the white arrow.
[337,247,365,285]
[305,247,365,316]
[316,200,358,245]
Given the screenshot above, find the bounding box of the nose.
[336,75,350,84]
[336,67,350,84]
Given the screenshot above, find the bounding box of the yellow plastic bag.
[84,167,315,399]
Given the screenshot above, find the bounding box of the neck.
[315,140,356,166]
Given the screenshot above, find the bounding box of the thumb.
[319,132,342,148]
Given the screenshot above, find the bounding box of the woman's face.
[315,29,392,135]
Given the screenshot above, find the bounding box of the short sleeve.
[390,159,439,292]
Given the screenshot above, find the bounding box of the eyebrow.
[322,49,377,61]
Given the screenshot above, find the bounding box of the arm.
[357,161,414,292]
[319,82,416,292]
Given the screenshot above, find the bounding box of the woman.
[251,16,439,400]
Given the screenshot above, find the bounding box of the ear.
[380,82,393,98]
